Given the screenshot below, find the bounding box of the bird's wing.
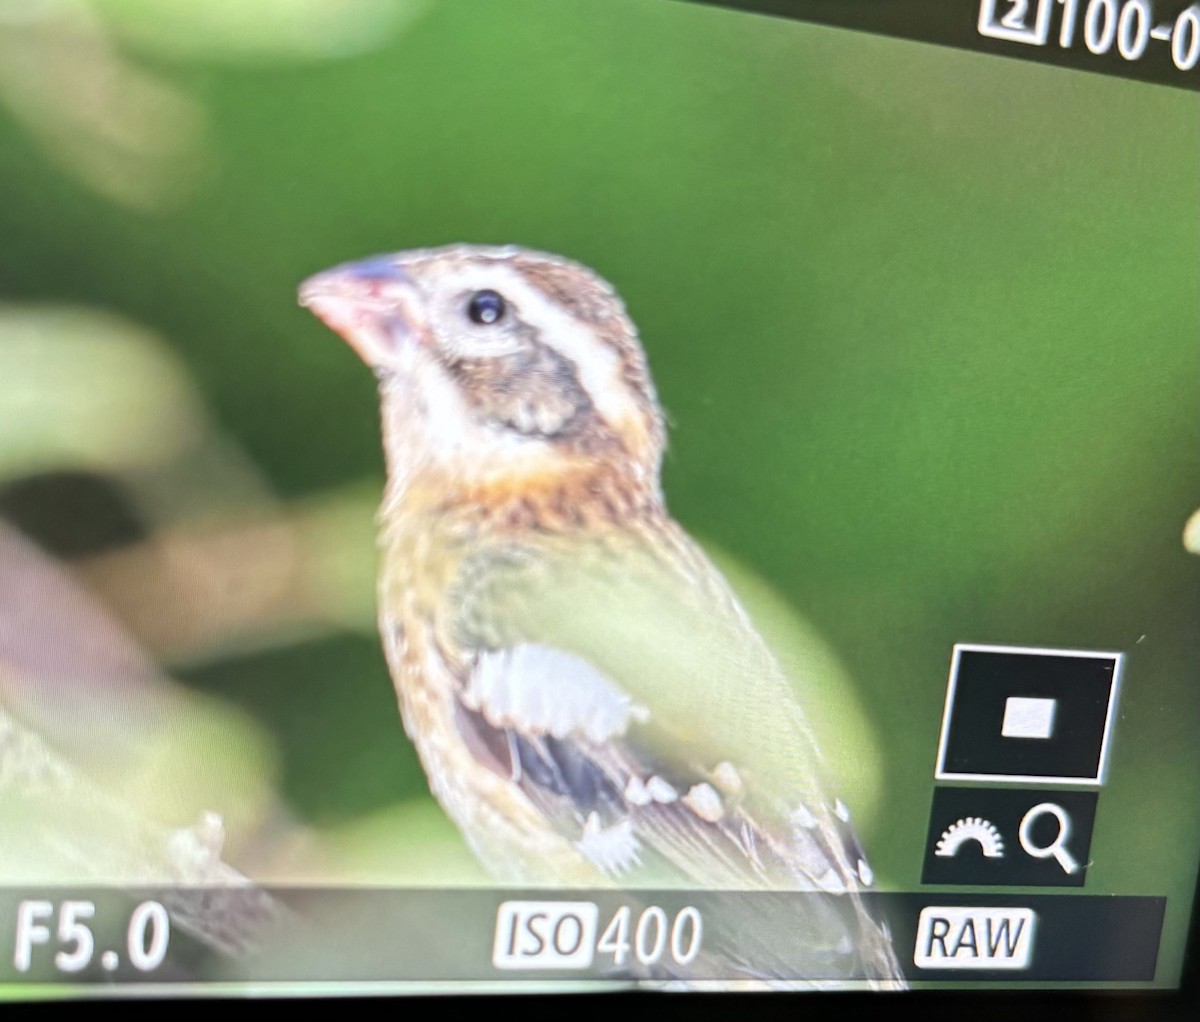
[444,522,899,981]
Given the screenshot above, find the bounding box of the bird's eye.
[466,290,506,326]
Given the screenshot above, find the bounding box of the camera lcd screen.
[0,0,1195,997]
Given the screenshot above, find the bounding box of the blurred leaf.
[0,305,205,475]
[0,0,207,208]
[706,540,885,840]
[96,0,430,61]
[302,798,488,884]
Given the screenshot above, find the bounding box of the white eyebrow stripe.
[477,266,643,435]
[462,642,649,744]
[519,291,640,431]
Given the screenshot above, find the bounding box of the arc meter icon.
[935,817,1005,859]
[923,788,1096,886]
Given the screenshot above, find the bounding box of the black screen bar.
[680,0,1200,90]
[0,888,1166,988]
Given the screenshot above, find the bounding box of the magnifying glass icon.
[1018,802,1079,874]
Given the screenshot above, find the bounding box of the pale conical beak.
[298,257,424,367]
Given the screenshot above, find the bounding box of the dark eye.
[466,290,506,325]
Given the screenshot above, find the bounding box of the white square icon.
[934,643,1122,784]
[1001,696,1057,740]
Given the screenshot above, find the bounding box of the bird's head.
[299,245,666,517]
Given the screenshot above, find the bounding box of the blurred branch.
[0,516,278,824]
[0,516,296,955]
[73,482,380,665]
[0,698,229,883]
[0,705,285,957]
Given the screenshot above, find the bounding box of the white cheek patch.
[383,344,540,477]
[384,344,471,449]
[462,642,650,744]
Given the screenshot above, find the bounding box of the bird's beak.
[298,257,425,367]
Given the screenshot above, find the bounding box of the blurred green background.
[0,0,1196,987]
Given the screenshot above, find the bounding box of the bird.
[298,244,903,987]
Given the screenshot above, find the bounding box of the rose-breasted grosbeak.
[299,245,901,986]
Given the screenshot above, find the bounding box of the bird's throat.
[382,456,662,538]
